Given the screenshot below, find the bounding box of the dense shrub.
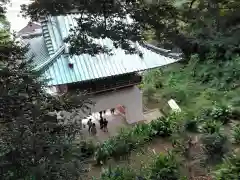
[150,116,174,137]
[95,115,177,165]
[232,124,240,144]
[201,120,222,134]
[209,105,233,124]
[148,152,181,180]
[162,88,188,105]
[97,152,181,180]
[184,118,199,132]
[201,133,230,164]
[230,108,240,120]
[79,141,96,158]
[213,154,240,180]
[143,85,156,102]
[98,166,140,180]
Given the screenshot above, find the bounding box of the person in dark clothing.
[103,110,106,115]
[91,123,97,136]
[99,117,104,130]
[103,118,108,132]
[110,108,115,114]
[99,111,102,118]
[87,119,92,134]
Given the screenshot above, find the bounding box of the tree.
[21,0,144,56]
[21,0,240,61]
[0,7,91,180]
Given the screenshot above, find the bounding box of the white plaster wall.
[91,86,144,124]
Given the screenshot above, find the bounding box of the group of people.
[87,109,113,136]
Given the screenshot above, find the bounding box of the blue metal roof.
[26,14,180,86]
[24,36,49,66]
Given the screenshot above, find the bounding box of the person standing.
[91,123,97,136]
[99,111,103,118]
[99,116,104,130]
[103,118,108,132]
[87,119,92,134]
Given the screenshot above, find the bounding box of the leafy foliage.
[97,152,181,180]
[213,154,240,180]
[98,166,140,180]
[201,133,230,164]
[21,0,240,61]
[201,120,222,134]
[181,112,199,132]
[95,115,177,165]
[21,0,145,56]
[142,69,163,89]
[0,7,91,180]
[232,124,240,144]
[184,118,199,132]
[16,0,240,178]
[207,105,233,124]
[78,140,96,159]
[142,84,156,102]
[148,152,181,180]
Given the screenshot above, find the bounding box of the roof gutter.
[33,45,65,71]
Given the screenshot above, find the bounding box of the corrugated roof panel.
[92,56,105,77]
[78,55,93,80]
[24,36,49,66]
[72,55,89,81]
[56,56,69,83]
[31,14,180,86]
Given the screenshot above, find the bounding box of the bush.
[162,89,188,105]
[213,154,240,180]
[231,108,240,120]
[201,133,230,164]
[184,118,199,132]
[201,120,222,134]
[232,124,240,144]
[148,152,181,180]
[95,115,177,165]
[98,166,140,180]
[143,85,156,102]
[95,142,112,165]
[209,105,233,124]
[97,152,181,180]
[150,116,173,137]
[79,141,96,158]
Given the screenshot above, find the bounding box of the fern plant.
[201,133,230,165]
[148,152,181,180]
[232,124,240,144]
[201,120,222,134]
[213,154,240,180]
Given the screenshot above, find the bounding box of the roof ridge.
[40,17,55,56]
[33,45,65,71]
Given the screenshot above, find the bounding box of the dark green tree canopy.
[21,0,240,60]
[21,0,145,56]
[0,6,92,179]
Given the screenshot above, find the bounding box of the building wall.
[46,85,144,124]
[91,86,144,124]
